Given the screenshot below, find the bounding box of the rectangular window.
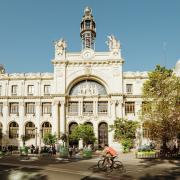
[42,102,52,114]
[126,84,133,94]
[26,103,35,114]
[10,103,19,115]
[0,103,3,116]
[44,85,50,95]
[27,85,34,95]
[68,102,78,115]
[98,101,108,114]
[83,101,93,114]
[125,102,135,115]
[12,85,18,95]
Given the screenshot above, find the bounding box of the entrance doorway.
[98,122,108,148]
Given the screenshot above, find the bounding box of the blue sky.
[0,0,179,73]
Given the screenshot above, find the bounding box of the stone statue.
[54,39,67,56]
[106,35,120,52]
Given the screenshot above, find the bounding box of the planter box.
[20,146,28,156]
[83,149,92,158]
[136,151,158,159]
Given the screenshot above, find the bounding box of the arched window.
[0,122,2,139]
[84,122,93,127]
[25,122,35,139]
[9,122,19,138]
[98,122,108,147]
[42,122,52,137]
[69,80,107,96]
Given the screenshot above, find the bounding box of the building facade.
[0,7,179,149]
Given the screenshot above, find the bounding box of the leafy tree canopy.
[69,124,96,145]
[43,133,57,146]
[142,65,180,143]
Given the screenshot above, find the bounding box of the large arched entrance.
[69,122,78,146]
[98,122,108,147]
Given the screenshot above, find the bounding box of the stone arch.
[98,122,108,147]
[25,122,35,139]
[84,121,93,127]
[67,75,109,95]
[41,122,52,137]
[9,121,19,138]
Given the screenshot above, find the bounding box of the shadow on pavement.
[0,166,47,180]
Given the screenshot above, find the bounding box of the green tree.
[142,65,180,145]
[110,118,138,152]
[69,124,96,146]
[43,133,57,146]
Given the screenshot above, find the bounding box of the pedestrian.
[69,146,73,158]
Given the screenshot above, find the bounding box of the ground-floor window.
[42,122,52,137]
[9,122,19,138]
[25,122,35,139]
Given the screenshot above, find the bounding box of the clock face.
[82,50,94,59]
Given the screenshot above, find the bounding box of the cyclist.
[102,144,118,167]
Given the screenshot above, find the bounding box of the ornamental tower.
[80,7,96,50]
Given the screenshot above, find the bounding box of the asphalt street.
[0,153,180,180]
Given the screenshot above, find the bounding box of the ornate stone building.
[0,7,179,150]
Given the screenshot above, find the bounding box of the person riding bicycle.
[102,144,118,167]
[102,144,117,157]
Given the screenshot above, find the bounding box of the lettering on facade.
[78,83,98,96]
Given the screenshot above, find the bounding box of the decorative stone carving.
[106,35,120,55]
[54,39,67,57]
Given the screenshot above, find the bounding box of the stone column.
[2,101,8,146]
[35,102,41,150]
[109,100,116,146]
[52,101,59,138]
[60,100,65,137]
[19,101,25,147]
[93,98,98,116]
[135,100,142,116]
[78,98,83,116]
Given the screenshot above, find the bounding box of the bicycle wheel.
[98,159,106,170]
[113,161,126,173]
